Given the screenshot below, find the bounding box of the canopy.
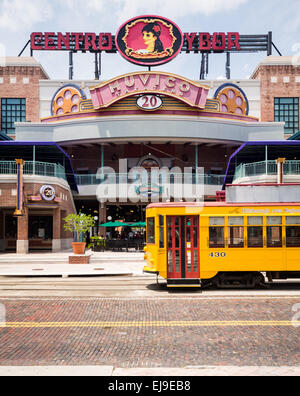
[0,141,78,192]
[222,141,300,189]
[130,222,146,227]
[99,221,130,227]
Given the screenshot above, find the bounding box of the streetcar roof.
[147,201,300,209]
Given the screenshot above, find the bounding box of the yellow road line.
[0,321,299,328]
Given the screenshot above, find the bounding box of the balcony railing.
[75,173,225,186]
[233,160,300,181]
[0,161,67,180]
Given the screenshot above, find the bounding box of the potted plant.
[63,213,95,255]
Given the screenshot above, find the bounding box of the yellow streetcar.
[143,202,300,288]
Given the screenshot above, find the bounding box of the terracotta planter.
[72,242,86,255]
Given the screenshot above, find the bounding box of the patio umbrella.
[129,222,146,227]
[99,221,130,227]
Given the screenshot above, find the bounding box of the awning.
[222,141,300,189]
[0,132,13,141]
[129,222,146,227]
[99,221,130,227]
[0,141,78,192]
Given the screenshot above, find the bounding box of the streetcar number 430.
[209,252,226,258]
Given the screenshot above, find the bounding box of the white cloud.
[0,0,53,31]
[113,0,249,21]
[65,0,105,15]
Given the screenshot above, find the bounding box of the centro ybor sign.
[30,14,242,68]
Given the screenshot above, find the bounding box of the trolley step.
[167,278,201,288]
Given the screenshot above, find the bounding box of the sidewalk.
[0,251,146,277]
[1,365,300,376]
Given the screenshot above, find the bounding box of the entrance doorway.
[167,216,200,285]
[5,214,17,251]
[29,216,53,251]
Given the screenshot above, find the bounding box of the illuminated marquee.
[90,72,209,109]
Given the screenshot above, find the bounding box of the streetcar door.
[167,216,200,282]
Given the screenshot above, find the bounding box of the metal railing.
[233,160,300,181]
[0,161,67,180]
[75,173,225,186]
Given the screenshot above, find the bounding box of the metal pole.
[99,52,102,78]
[267,32,272,56]
[205,53,209,76]
[95,53,99,80]
[69,51,74,80]
[33,145,36,175]
[226,52,231,80]
[195,144,199,185]
[200,53,205,80]
[265,145,268,175]
[101,145,104,180]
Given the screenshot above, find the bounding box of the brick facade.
[252,56,300,135]
[0,57,49,136]
[0,178,75,253]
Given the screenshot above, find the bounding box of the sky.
[0,0,299,81]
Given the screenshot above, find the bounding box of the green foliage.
[63,213,95,242]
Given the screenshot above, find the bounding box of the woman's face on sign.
[143,31,156,47]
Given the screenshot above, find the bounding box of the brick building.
[2,54,298,254]
[0,57,49,138]
[0,142,77,254]
[251,56,300,137]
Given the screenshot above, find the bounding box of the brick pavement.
[0,297,299,368]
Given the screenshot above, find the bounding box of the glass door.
[167,216,199,279]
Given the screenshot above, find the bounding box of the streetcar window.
[247,227,263,248]
[286,226,300,247]
[286,217,300,225]
[247,217,263,248]
[159,215,164,249]
[209,227,225,248]
[228,217,244,248]
[209,217,225,226]
[267,226,282,247]
[267,216,282,225]
[209,217,225,248]
[266,217,282,248]
[147,217,155,244]
[248,216,263,225]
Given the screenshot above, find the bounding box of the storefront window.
[1,98,26,135]
[274,98,299,135]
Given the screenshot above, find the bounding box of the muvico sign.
[89,71,209,109]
